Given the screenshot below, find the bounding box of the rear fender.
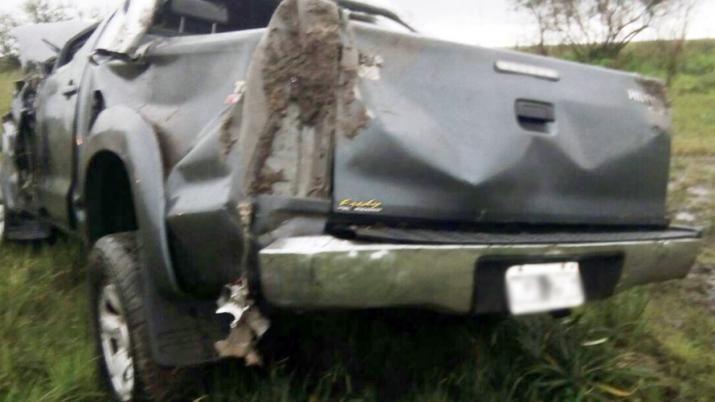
[79,105,179,295]
[79,106,224,366]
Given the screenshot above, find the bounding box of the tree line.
[513,0,699,84]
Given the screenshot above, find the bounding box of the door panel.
[35,28,96,227]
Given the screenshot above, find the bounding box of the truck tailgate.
[334,25,671,226]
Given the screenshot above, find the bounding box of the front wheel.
[88,233,198,401]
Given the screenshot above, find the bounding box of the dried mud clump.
[234,0,368,198]
[636,76,671,109]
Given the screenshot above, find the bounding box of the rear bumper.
[259,232,702,314]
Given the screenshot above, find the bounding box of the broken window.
[56,24,98,68]
[151,0,281,36]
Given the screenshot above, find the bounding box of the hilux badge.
[627,89,657,106]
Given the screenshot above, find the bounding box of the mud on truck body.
[0,0,703,400]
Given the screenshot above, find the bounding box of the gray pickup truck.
[1,0,702,400]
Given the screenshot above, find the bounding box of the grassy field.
[665,41,715,156]
[1,40,715,402]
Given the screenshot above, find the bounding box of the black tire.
[88,232,198,401]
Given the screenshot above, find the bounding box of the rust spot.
[219,113,236,157]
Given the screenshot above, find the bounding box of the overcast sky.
[1,0,714,48]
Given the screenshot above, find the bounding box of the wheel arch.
[84,151,138,243]
[78,106,227,368]
[79,105,180,296]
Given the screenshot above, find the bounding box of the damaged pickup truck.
[1,0,703,400]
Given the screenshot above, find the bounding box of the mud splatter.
[253,168,286,194]
[219,114,236,157]
[636,76,671,109]
[231,0,369,198]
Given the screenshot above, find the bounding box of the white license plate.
[505,262,584,315]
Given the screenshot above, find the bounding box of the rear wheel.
[97,282,135,400]
[89,233,198,401]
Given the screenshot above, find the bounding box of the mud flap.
[214,280,270,365]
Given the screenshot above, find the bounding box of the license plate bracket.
[505,262,585,315]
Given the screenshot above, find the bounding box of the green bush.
[682,52,715,76]
[673,73,715,95]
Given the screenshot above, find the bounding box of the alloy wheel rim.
[98,284,135,401]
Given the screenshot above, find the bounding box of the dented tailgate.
[334,25,672,226]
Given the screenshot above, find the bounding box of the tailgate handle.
[515,100,555,133]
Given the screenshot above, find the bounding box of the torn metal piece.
[215,322,262,366]
[214,280,270,366]
[216,283,251,327]
[96,0,162,56]
[224,81,246,105]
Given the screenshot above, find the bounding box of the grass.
[0,71,19,114]
[0,241,101,401]
[1,41,715,401]
[625,40,715,156]
[672,90,715,156]
[2,244,713,401]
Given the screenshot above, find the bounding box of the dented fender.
[79,105,181,296]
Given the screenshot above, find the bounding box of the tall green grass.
[0,241,101,402]
[2,243,709,402]
[0,242,667,402]
[0,71,19,114]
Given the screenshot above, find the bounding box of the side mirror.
[170,0,229,24]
